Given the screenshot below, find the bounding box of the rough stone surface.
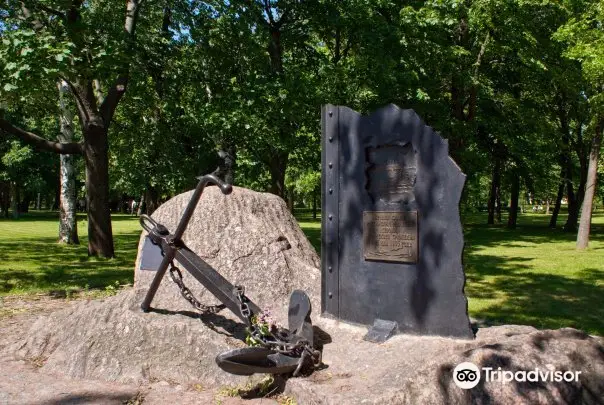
[12,186,321,386]
[12,291,249,386]
[0,359,279,405]
[1,297,280,405]
[6,295,604,404]
[136,185,321,324]
[286,321,604,405]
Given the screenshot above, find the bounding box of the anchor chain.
[143,213,321,376]
[145,221,225,315]
[169,262,226,314]
[234,286,321,376]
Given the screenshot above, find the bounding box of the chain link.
[234,286,321,376]
[168,262,226,314]
[149,227,320,376]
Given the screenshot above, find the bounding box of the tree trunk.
[556,102,579,232]
[268,151,288,198]
[507,172,520,229]
[57,80,80,244]
[136,193,145,216]
[564,174,579,232]
[312,188,317,220]
[52,184,60,210]
[487,159,501,225]
[577,121,602,249]
[574,118,588,215]
[0,182,9,218]
[59,153,79,244]
[143,186,161,215]
[565,147,588,231]
[287,187,295,213]
[11,183,19,219]
[19,193,31,213]
[496,190,502,224]
[83,125,114,258]
[549,165,565,228]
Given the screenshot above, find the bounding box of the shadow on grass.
[295,212,321,254]
[463,212,604,250]
[0,211,143,223]
[465,251,604,335]
[300,226,321,253]
[461,213,604,335]
[0,232,140,293]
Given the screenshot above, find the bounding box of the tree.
[0,0,146,257]
[555,0,604,248]
[57,80,79,244]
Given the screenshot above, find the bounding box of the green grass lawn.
[1,209,602,335]
[0,211,140,295]
[462,212,604,335]
[294,211,604,336]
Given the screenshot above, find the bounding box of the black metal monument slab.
[321,104,473,339]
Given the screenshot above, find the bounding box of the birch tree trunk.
[507,171,520,229]
[136,193,145,216]
[57,80,80,244]
[577,120,603,249]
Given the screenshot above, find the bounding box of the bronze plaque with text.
[363,211,418,263]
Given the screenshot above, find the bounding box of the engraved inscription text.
[363,211,418,263]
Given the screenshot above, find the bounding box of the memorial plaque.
[321,103,473,339]
[363,211,418,263]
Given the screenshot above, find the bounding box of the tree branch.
[263,0,274,25]
[19,1,44,29]
[33,3,66,20]
[473,31,491,77]
[274,7,291,29]
[0,119,83,155]
[100,0,144,124]
[100,77,128,123]
[59,76,89,125]
[93,79,105,106]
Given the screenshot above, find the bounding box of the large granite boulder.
[134,185,321,323]
[13,186,321,385]
[286,323,604,405]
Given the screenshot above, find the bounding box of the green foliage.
[103,280,122,296]
[555,2,604,87]
[0,138,57,196]
[0,0,602,229]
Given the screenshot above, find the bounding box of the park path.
[0,294,279,405]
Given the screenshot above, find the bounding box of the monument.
[8,106,604,405]
[321,104,473,339]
